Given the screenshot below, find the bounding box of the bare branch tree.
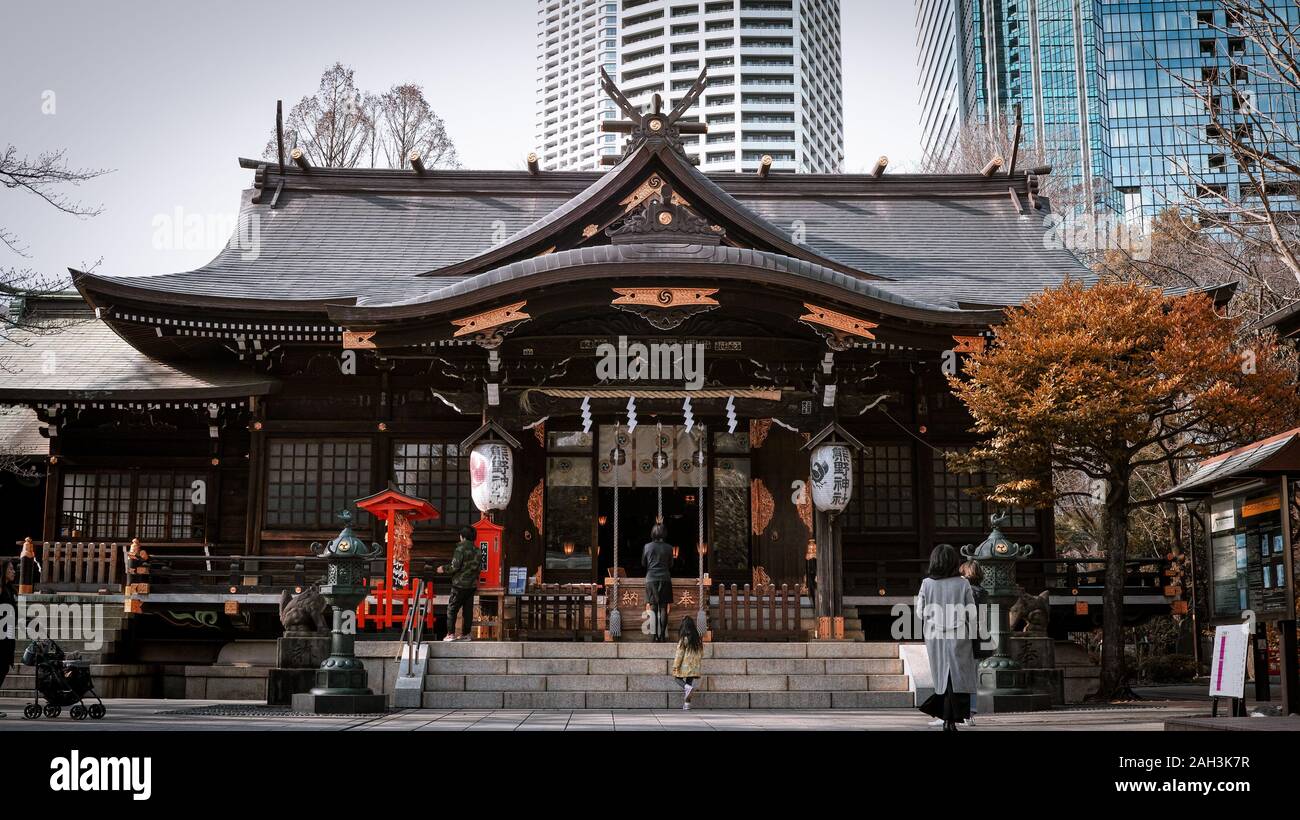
[269,63,376,169]
[1158,1,1300,286]
[0,146,109,475]
[265,64,460,171]
[0,145,110,339]
[920,108,1085,213]
[377,83,460,170]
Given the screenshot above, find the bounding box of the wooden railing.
[845,557,1174,600]
[143,553,364,593]
[713,583,804,641]
[516,584,603,641]
[27,541,123,592]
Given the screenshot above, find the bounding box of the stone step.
[420,640,899,659]
[406,640,913,708]
[424,656,904,676]
[423,672,906,693]
[419,689,915,709]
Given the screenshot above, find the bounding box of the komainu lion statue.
[1008,590,1050,637]
[279,584,330,635]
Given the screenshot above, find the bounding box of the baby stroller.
[20,639,106,720]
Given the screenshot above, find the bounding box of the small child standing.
[671,616,704,710]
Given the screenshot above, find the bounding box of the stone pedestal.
[291,691,388,714]
[392,647,428,709]
[277,634,332,668]
[266,635,331,706]
[975,667,1054,713]
[1009,635,1055,669]
[974,636,1061,711]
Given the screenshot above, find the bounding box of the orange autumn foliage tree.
[950,280,1298,699]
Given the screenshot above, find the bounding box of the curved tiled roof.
[77,153,1093,313]
[337,243,1002,326]
[0,299,278,401]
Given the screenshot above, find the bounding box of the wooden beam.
[757,154,773,178]
[980,156,1003,177]
[290,147,310,172]
[408,150,426,174]
[870,156,888,178]
[275,100,285,175]
[527,153,540,175]
[1008,186,1024,214]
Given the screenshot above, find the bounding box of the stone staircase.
[18,594,133,662]
[1,594,148,699]
[416,641,912,709]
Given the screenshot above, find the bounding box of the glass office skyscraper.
[916,0,1113,212]
[1105,1,1300,219]
[915,0,1300,218]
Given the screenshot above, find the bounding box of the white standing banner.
[1208,623,1249,699]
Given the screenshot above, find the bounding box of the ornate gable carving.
[610,287,720,330]
[607,175,725,245]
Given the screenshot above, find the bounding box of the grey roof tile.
[0,304,278,400]
[0,406,45,456]
[87,165,1090,311]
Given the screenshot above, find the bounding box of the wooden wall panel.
[750,423,811,587]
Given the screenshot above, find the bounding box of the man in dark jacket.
[437,526,480,641]
[642,523,674,642]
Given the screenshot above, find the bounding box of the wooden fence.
[516,584,603,641]
[34,542,122,592]
[713,583,804,641]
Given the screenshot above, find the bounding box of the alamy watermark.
[1043,212,1151,261]
[890,601,997,649]
[151,207,261,261]
[596,335,705,390]
[0,601,105,650]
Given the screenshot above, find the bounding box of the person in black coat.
[804,539,818,609]
[642,523,674,642]
[0,559,17,718]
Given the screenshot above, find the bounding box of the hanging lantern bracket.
[800,420,866,453]
[459,419,522,452]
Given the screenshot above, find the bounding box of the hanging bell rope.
[609,423,622,638]
[696,424,707,635]
[655,419,664,524]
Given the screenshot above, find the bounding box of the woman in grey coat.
[915,544,978,731]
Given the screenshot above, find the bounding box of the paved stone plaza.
[0,696,1227,731]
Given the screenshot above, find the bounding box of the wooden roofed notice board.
[1208,623,1249,699]
[1208,489,1292,619]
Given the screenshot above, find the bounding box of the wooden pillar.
[40,406,63,541]
[244,396,267,555]
[1253,619,1271,702]
[814,509,842,620]
[913,372,934,559]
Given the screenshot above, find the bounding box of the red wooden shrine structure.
[355,487,439,629]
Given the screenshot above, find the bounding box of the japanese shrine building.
[0,79,1091,626]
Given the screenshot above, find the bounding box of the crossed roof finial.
[598,67,709,166]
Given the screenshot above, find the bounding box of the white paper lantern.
[470,442,514,512]
[810,443,853,513]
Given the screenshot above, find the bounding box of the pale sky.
[1,0,922,281]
